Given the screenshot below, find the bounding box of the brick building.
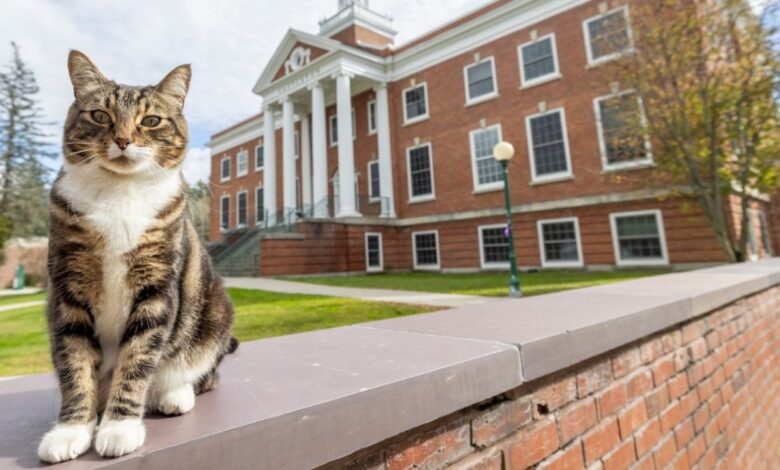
[207,0,774,276]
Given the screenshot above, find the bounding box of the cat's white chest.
[58,165,181,377]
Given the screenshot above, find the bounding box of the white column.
[262,105,277,226]
[375,83,396,218]
[282,97,296,220]
[311,82,329,218]
[301,112,312,211]
[335,71,359,217]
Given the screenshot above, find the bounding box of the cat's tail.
[228,336,239,354]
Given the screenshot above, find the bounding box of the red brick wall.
[329,25,393,49]
[325,286,780,469]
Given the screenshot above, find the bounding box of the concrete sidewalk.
[0,300,46,313]
[0,287,42,297]
[224,277,496,309]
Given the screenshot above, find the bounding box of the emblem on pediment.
[285,47,312,75]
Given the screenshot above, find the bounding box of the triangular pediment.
[254,30,340,93]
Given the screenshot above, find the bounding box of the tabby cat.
[37,51,236,463]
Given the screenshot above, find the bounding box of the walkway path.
[0,300,46,313]
[0,287,42,297]
[224,277,496,309]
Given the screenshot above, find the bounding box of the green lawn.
[0,292,46,307]
[291,270,670,297]
[0,288,433,377]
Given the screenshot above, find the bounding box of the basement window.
[413,231,440,270]
[479,225,510,269]
[365,233,384,272]
[538,218,583,268]
[610,210,668,266]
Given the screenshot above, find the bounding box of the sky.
[0,0,488,184]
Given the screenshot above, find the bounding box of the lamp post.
[493,141,521,298]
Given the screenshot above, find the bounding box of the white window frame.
[537,217,584,268]
[402,82,430,125]
[236,190,248,228]
[594,90,653,171]
[255,186,264,223]
[478,224,511,270]
[254,144,264,171]
[367,100,377,135]
[583,5,634,67]
[406,142,436,203]
[220,194,230,231]
[469,124,504,192]
[525,107,574,184]
[236,150,248,177]
[328,109,356,147]
[220,155,231,182]
[368,160,380,203]
[365,232,384,273]
[463,56,499,106]
[518,33,562,89]
[412,230,441,271]
[609,209,669,267]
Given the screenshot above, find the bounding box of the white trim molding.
[525,107,574,184]
[609,209,669,267]
[478,224,511,270]
[406,142,436,204]
[537,216,584,268]
[364,232,384,273]
[593,90,653,172]
[412,230,441,270]
[402,82,430,125]
[463,56,499,106]
[582,5,634,67]
[518,32,562,89]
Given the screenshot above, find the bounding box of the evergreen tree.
[0,42,54,238]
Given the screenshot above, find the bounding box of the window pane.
[369,102,377,132]
[405,86,427,120]
[238,152,247,174]
[599,94,646,164]
[222,159,230,178]
[370,162,380,198]
[522,38,555,81]
[542,221,579,262]
[221,198,229,229]
[255,146,264,168]
[409,146,433,197]
[415,233,438,266]
[616,214,663,260]
[237,193,247,226]
[472,127,503,186]
[482,227,509,264]
[330,116,338,144]
[367,235,381,267]
[530,113,569,176]
[467,61,495,99]
[256,188,264,222]
[588,10,630,60]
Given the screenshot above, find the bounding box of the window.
[296,177,301,209]
[236,191,247,227]
[584,6,632,65]
[368,160,380,201]
[365,233,383,272]
[759,210,773,256]
[403,83,429,124]
[538,218,583,267]
[255,187,264,223]
[470,125,504,191]
[464,57,498,104]
[237,150,248,177]
[595,92,651,169]
[406,143,435,202]
[329,109,356,146]
[479,225,510,269]
[220,156,231,182]
[610,210,668,266]
[413,231,440,270]
[220,195,230,230]
[295,131,300,159]
[526,109,572,182]
[519,34,560,87]
[368,100,377,134]
[255,145,264,170]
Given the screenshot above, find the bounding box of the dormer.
[319,0,397,50]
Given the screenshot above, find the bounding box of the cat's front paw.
[94,418,145,458]
[156,384,195,415]
[38,419,96,463]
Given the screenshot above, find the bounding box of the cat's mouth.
[100,154,146,175]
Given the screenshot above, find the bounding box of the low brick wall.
[331,287,780,470]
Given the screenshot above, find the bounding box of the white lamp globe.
[493,141,515,162]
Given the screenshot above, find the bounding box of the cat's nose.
[114,137,130,150]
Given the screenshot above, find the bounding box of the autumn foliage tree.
[605,0,780,262]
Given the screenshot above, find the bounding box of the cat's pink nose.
[114,137,130,150]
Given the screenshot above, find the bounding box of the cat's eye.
[141,116,162,127]
[91,110,111,125]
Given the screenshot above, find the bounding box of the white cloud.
[182,147,212,186]
[1,0,488,183]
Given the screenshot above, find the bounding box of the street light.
[493,141,522,298]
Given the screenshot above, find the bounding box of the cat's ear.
[68,50,107,101]
[156,64,191,108]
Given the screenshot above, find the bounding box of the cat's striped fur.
[38,51,236,463]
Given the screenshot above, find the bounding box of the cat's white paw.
[38,420,96,463]
[156,384,195,415]
[94,418,145,458]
